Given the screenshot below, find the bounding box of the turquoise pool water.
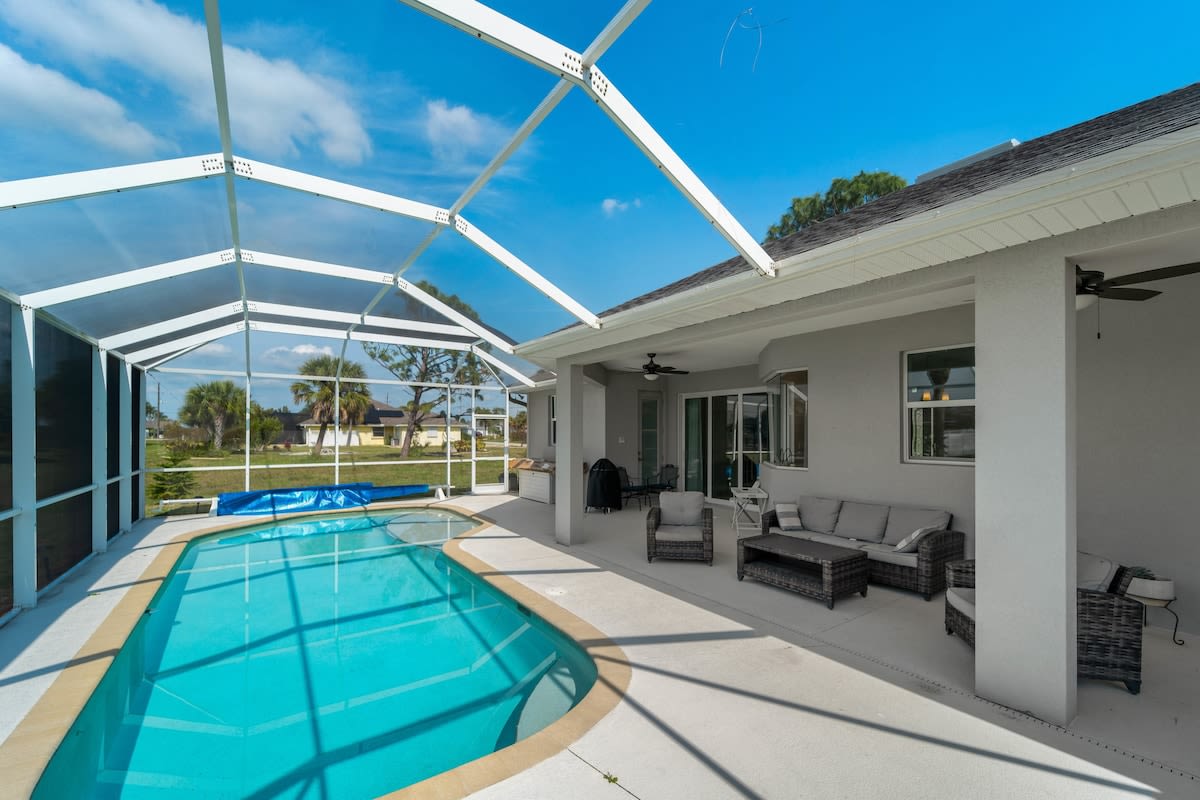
[36,510,596,799]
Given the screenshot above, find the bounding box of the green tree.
[249,402,284,452]
[290,357,372,454]
[765,170,907,241]
[149,442,197,501]
[363,281,488,457]
[178,380,243,450]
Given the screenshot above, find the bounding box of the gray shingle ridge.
[589,81,1200,321]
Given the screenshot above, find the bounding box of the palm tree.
[179,380,243,450]
[291,356,371,454]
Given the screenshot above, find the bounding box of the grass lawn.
[145,440,527,517]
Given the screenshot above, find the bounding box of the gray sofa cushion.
[882,506,951,546]
[833,501,890,543]
[861,542,919,568]
[655,524,704,543]
[946,586,976,620]
[893,525,942,553]
[660,491,705,526]
[774,502,803,531]
[801,532,868,551]
[795,496,841,533]
[1077,551,1117,591]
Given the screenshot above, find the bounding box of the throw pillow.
[894,525,941,553]
[774,502,803,531]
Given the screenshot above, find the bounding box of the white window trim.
[902,342,976,467]
[761,367,810,471]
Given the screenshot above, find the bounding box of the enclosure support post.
[333,372,341,485]
[91,349,108,552]
[137,367,146,519]
[444,384,452,493]
[118,360,132,533]
[244,375,252,491]
[12,306,37,608]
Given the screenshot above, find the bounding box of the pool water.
[36,510,596,799]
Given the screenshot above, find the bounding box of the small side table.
[1128,594,1185,646]
[729,486,768,537]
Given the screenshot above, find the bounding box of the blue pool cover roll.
[216,483,432,515]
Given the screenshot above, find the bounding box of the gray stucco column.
[975,253,1077,725]
[554,362,584,545]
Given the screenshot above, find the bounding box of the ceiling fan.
[1076,261,1200,304]
[639,353,689,381]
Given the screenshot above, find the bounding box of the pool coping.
[0,503,631,800]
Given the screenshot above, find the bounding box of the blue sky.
[1,0,1198,415]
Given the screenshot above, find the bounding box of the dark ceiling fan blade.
[1102,261,1200,287]
[659,367,690,374]
[1097,287,1161,301]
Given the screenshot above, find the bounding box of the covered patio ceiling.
[0,0,778,387]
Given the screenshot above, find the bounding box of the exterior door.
[470,390,510,495]
[638,391,661,484]
[682,390,771,502]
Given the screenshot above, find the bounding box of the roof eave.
[516,122,1200,364]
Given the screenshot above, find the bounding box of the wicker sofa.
[945,555,1143,694]
[761,497,964,599]
[647,491,714,565]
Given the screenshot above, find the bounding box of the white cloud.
[262,343,334,365]
[424,98,508,167]
[0,43,163,155]
[0,0,371,164]
[194,342,232,356]
[601,197,641,217]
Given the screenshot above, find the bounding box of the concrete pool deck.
[1,496,1196,798]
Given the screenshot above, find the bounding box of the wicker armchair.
[945,559,1143,694]
[646,491,713,565]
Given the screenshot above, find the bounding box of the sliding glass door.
[683,390,771,501]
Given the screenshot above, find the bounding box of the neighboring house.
[300,399,468,448]
[520,83,1200,726]
[268,411,307,446]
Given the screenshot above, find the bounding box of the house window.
[904,345,975,463]
[371,426,385,438]
[549,395,557,446]
[768,370,807,468]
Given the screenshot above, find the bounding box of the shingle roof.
[596,82,1200,319]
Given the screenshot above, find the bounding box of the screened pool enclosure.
[0,0,777,622]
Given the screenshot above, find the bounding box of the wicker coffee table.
[738,534,868,609]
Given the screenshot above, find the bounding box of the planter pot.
[1128,577,1175,600]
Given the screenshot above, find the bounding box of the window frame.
[549,394,557,446]
[902,343,976,467]
[763,367,809,471]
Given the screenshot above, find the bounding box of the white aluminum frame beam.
[247,301,471,337]
[394,276,515,353]
[452,215,600,327]
[396,0,775,278]
[244,250,395,285]
[21,251,232,309]
[123,321,245,364]
[234,158,445,224]
[470,344,535,387]
[250,320,472,351]
[99,302,242,350]
[231,164,598,327]
[0,153,223,209]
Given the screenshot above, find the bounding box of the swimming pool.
[35,509,597,798]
